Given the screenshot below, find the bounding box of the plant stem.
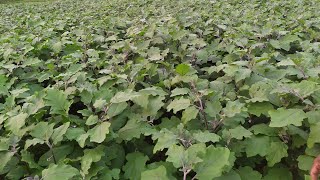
[190,82,208,129]
[46,141,57,164]
[183,169,191,180]
[191,175,197,180]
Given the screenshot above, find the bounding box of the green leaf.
[147,162,176,180]
[52,41,62,53]
[45,89,72,116]
[170,88,189,97]
[194,146,231,179]
[6,166,27,180]
[153,129,178,153]
[247,102,274,117]
[307,122,320,148]
[270,39,281,49]
[4,113,28,136]
[277,59,296,66]
[229,126,253,140]
[77,134,89,148]
[250,124,279,136]
[245,136,270,157]
[38,145,73,166]
[263,167,292,180]
[249,82,272,102]
[271,80,320,98]
[21,150,42,170]
[165,144,185,168]
[81,145,105,175]
[266,141,288,166]
[167,97,190,113]
[88,122,111,143]
[187,143,207,166]
[42,164,79,180]
[204,100,222,118]
[24,138,45,149]
[139,87,168,96]
[132,95,149,109]
[297,155,314,171]
[237,166,262,180]
[193,131,220,143]
[0,152,14,172]
[306,111,320,124]
[234,68,251,83]
[65,128,86,140]
[147,47,162,61]
[123,152,149,180]
[143,96,165,116]
[141,165,169,180]
[51,122,70,145]
[182,106,199,124]
[118,119,149,141]
[86,115,99,126]
[93,99,106,109]
[107,102,127,118]
[269,108,306,127]
[289,80,320,98]
[99,168,120,180]
[110,91,139,103]
[223,100,246,118]
[175,64,190,76]
[30,122,55,141]
[213,170,241,180]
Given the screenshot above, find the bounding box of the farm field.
[1,0,320,179]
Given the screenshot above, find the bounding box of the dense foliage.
[1,0,320,179]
